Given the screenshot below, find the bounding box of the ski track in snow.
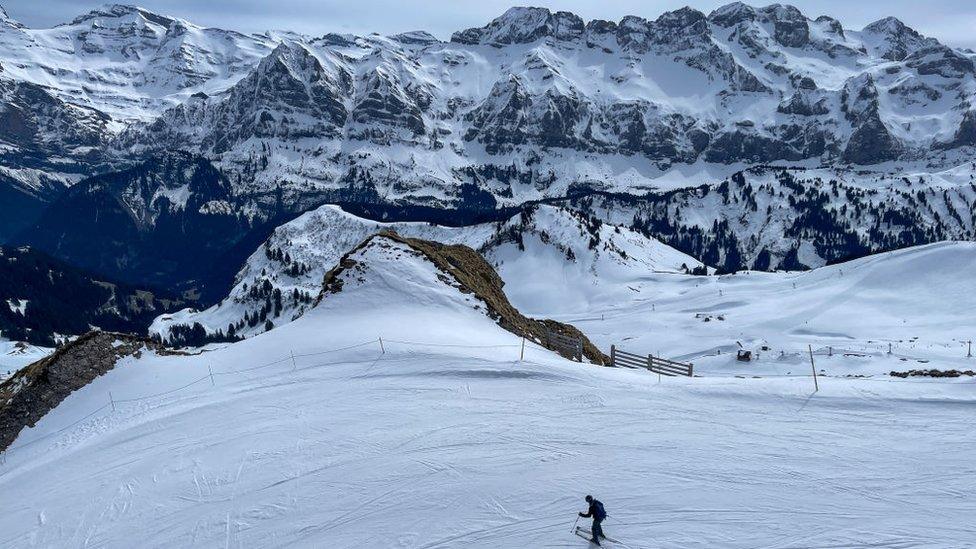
[1,340,974,547]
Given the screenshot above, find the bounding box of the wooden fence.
[547,330,583,362]
[610,345,694,377]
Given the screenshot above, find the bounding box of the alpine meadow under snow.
[0,2,975,548]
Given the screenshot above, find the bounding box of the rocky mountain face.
[574,165,976,272]
[12,152,274,297]
[113,3,976,197]
[0,68,113,240]
[0,4,272,240]
[0,4,273,124]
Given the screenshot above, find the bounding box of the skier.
[578,494,607,545]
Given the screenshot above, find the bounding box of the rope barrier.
[292,338,381,358]
[383,338,521,349]
[114,375,213,404]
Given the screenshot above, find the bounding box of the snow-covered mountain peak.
[0,4,21,28]
[452,6,585,45]
[63,4,178,29]
[392,30,440,46]
[261,40,324,79]
[0,3,275,127]
[708,2,757,26]
[860,16,933,61]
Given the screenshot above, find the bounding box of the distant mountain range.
[0,3,975,341]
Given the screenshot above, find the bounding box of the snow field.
[2,319,974,547]
[530,242,976,379]
[2,237,976,547]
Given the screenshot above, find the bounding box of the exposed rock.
[762,4,810,48]
[946,109,976,147]
[0,331,175,452]
[890,369,975,378]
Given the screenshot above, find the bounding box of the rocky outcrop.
[451,7,585,45]
[319,231,608,365]
[0,331,173,452]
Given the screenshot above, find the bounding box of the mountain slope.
[150,204,703,343]
[13,151,264,295]
[115,3,976,208]
[0,69,112,240]
[554,241,976,381]
[2,4,975,277]
[0,246,184,346]
[0,4,274,125]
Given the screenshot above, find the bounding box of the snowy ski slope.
[1,237,974,548]
[539,241,976,378]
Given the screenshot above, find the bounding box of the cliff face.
[0,331,170,451]
[319,231,608,365]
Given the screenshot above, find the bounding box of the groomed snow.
[2,237,974,547]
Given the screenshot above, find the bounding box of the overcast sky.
[4,1,975,49]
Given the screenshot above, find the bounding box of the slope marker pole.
[290,350,297,371]
[379,337,385,354]
[208,364,215,386]
[109,391,116,411]
[520,336,526,361]
[968,340,972,358]
[808,344,819,392]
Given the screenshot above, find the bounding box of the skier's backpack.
[594,501,607,521]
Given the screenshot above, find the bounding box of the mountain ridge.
[2,3,976,284]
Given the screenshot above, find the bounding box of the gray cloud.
[4,0,975,49]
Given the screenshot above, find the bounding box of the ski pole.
[571,514,580,534]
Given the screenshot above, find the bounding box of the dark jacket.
[580,499,607,521]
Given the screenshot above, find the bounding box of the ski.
[574,526,623,545]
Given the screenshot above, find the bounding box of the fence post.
[109,391,116,411]
[808,344,819,392]
[379,337,385,354]
[610,345,616,368]
[208,364,215,386]
[520,336,525,361]
[290,350,297,371]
